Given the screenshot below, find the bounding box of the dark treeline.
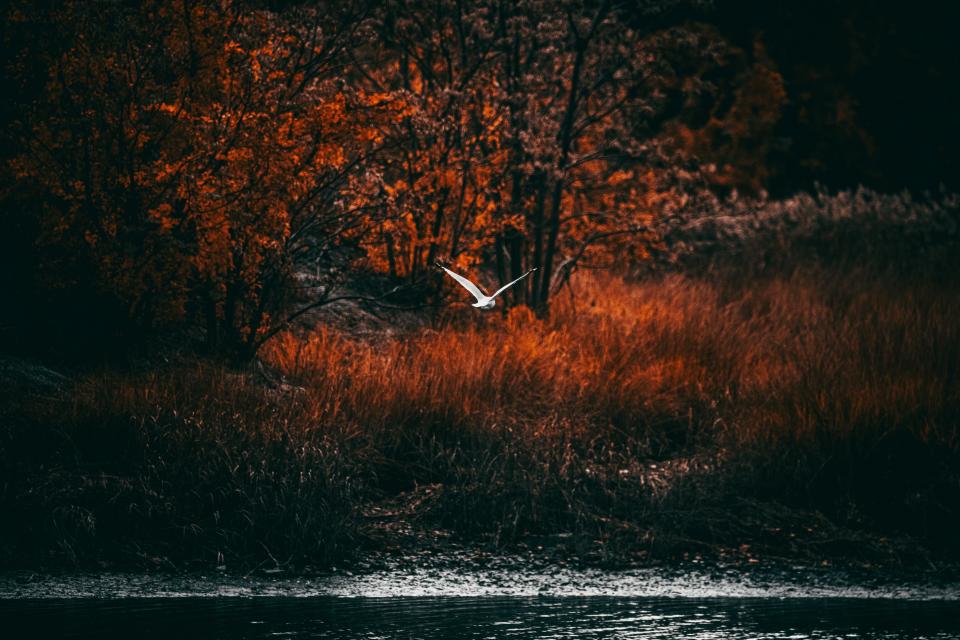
[1,0,957,362]
[707,0,960,195]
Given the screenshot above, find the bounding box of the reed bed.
[2,267,958,569]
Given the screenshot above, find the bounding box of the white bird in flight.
[437,262,537,310]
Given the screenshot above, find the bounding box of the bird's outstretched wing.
[438,264,487,302]
[490,268,537,300]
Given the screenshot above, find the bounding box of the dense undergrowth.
[2,263,958,571]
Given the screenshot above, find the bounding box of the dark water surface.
[3,596,960,639]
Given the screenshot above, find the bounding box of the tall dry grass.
[0,364,366,569]
[262,267,960,554]
[2,267,958,569]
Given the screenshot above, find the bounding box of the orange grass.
[264,269,959,456]
[2,268,958,569]
[263,268,960,550]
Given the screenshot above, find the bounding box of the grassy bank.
[2,267,959,571]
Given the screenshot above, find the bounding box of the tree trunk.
[505,226,524,305]
[538,42,586,312]
[425,189,449,267]
[495,232,508,314]
[529,172,547,308]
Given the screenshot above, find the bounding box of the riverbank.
[5,567,960,640]
[1,267,958,575]
[4,555,960,598]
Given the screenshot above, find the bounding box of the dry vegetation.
[2,266,958,571]
[4,0,959,576]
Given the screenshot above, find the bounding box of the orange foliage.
[7,0,798,356]
[13,0,403,356]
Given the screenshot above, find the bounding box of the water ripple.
[2,596,959,639]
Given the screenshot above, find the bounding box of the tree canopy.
[2,0,956,360]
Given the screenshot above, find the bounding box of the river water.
[3,565,959,639]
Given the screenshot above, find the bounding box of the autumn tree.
[488,0,657,310]
[8,0,400,360]
[3,0,801,360]
[349,0,508,291]
[358,1,707,313]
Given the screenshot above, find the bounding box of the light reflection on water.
[2,597,960,639]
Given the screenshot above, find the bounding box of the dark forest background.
[700,0,960,194]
